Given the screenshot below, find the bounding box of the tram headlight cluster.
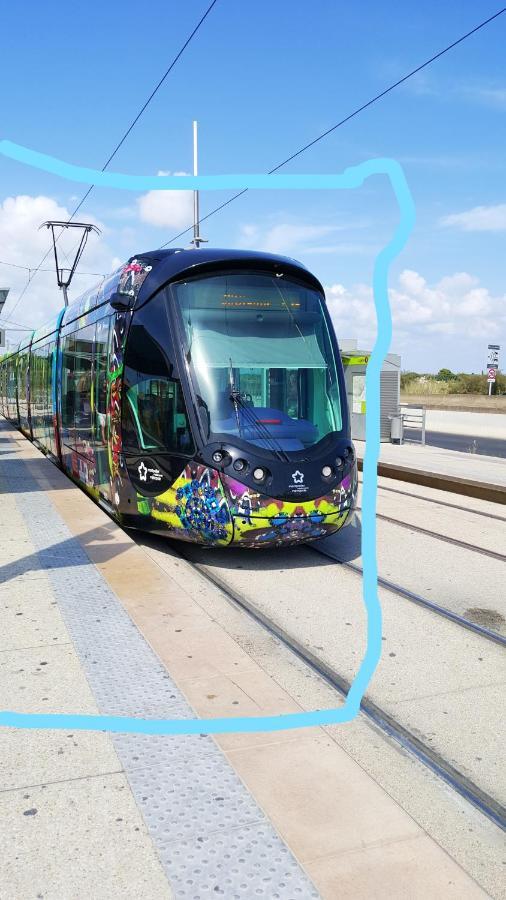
[211,450,269,483]
[335,447,354,469]
[321,465,333,479]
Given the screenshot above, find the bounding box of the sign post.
[487,344,500,396]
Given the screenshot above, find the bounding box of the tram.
[0,248,357,547]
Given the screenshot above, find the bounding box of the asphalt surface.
[403,429,506,458]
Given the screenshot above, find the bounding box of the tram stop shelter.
[340,341,401,441]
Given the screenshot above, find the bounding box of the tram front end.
[120,250,357,548]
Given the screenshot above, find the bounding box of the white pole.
[193,120,201,249]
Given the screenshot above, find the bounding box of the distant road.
[403,429,506,458]
[400,409,506,458]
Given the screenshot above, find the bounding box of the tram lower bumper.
[230,506,353,547]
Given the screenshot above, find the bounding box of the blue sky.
[0,0,505,372]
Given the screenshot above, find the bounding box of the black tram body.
[0,248,357,547]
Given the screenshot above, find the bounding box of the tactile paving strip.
[1,443,320,899]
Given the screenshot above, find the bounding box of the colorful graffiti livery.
[222,469,355,546]
[1,246,358,551]
[133,463,356,548]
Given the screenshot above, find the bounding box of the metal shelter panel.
[380,371,400,440]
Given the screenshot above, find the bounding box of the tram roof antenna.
[39,220,101,306]
[190,120,207,249]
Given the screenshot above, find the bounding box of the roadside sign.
[487,367,497,383]
[487,344,500,367]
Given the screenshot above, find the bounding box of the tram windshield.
[172,272,343,453]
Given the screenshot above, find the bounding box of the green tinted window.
[123,296,194,456]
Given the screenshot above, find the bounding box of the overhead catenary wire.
[0,313,37,328]
[160,6,506,248]
[0,250,108,330]
[0,327,32,332]
[4,0,220,324]
[0,259,107,277]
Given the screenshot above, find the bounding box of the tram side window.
[30,346,44,445]
[73,325,94,445]
[6,357,18,421]
[61,334,76,446]
[31,342,55,454]
[61,326,94,447]
[94,318,110,438]
[45,341,58,457]
[0,364,5,415]
[124,377,193,454]
[17,351,30,429]
[123,297,194,456]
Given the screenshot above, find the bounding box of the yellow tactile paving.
[4,424,488,899]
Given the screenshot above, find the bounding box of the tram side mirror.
[110,292,132,311]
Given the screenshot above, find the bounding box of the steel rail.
[174,545,506,832]
[355,506,506,562]
[310,545,506,647]
[365,480,506,523]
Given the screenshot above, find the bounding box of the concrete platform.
[355,439,506,503]
[413,410,506,438]
[0,417,493,899]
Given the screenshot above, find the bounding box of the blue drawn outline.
[0,141,415,735]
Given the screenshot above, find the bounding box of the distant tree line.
[401,369,505,394]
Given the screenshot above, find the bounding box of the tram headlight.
[233,458,247,472]
[253,467,266,482]
[212,450,225,464]
[322,465,333,479]
[335,456,344,468]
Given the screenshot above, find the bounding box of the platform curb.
[357,458,506,505]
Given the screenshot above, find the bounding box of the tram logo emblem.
[136,461,163,483]
[291,470,304,484]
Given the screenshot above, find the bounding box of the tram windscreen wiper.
[228,359,289,462]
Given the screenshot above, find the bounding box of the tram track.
[309,544,506,647]
[354,506,506,563]
[171,542,506,832]
[360,478,506,522]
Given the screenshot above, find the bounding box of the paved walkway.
[0,422,318,899]
[0,418,489,899]
[355,438,506,489]
[418,410,506,439]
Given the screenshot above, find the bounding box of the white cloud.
[325,269,506,349]
[401,71,506,110]
[459,85,506,109]
[402,71,438,97]
[137,170,193,229]
[238,223,338,254]
[440,204,506,232]
[103,205,138,221]
[237,221,371,256]
[0,195,118,339]
[304,243,369,256]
